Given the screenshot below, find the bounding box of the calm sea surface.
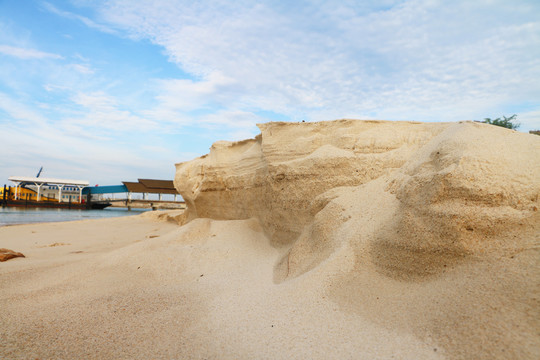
[0,207,148,227]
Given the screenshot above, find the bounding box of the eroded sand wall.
[175,119,539,251]
[175,120,454,245]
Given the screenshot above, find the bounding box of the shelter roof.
[138,179,178,194]
[122,181,149,193]
[123,180,179,194]
[9,176,89,186]
[138,179,175,189]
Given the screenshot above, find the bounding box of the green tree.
[483,114,520,130]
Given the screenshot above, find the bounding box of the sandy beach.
[1,120,539,359]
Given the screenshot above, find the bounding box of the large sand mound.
[1,120,538,359]
[174,119,539,358]
[175,120,538,274]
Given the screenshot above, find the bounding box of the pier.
[3,177,185,210]
[83,179,185,210]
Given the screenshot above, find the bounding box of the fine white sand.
[0,214,446,359]
[1,120,539,359]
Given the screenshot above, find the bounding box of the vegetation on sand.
[483,114,520,130]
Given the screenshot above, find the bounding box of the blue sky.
[1,0,539,185]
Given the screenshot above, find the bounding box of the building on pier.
[7,176,89,203]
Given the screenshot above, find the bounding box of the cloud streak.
[41,1,117,35]
[0,44,63,60]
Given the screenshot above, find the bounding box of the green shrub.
[483,114,520,130]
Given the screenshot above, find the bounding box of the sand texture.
[2,120,540,359]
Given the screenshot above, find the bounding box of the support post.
[86,193,92,209]
[127,192,132,210]
[35,183,42,202]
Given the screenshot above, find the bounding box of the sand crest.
[1,120,539,359]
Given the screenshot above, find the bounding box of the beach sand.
[0,213,437,359]
[1,120,539,359]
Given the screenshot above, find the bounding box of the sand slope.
[1,120,539,359]
[0,216,440,359]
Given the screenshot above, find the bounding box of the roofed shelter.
[138,179,179,200]
[8,176,89,202]
[122,180,180,201]
[138,179,176,192]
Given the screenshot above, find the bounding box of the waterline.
[0,207,148,227]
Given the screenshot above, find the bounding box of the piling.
[86,193,92,209]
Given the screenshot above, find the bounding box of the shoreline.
[0,206,149,228]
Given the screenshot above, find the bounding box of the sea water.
[0,207,148,227]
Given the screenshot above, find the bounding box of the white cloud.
[42,1,117,35]
[65,91,159,132]
[72,91,117,108]
[0,92,49,124]
[68,63,94,74]
[152,71,236,112]
[0,100,165,184]
[94,0,540,123]
[516,110,540,132]
[199,110,263,129]
[0,44,63,60]
[44,84,69,92]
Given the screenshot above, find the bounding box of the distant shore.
[107,200,186,210]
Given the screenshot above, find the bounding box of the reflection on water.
[0,207,148,226]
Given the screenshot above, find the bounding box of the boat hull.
[2,200,111,210]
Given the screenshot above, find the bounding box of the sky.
[0,0,539,186]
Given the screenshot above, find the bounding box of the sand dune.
[1,120,539,359]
